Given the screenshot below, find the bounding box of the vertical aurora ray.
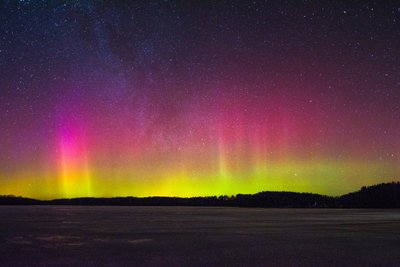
[217,130,229,180]
[57,116,92,198]
[250,126,269,178]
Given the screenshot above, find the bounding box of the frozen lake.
[0,206,399,266]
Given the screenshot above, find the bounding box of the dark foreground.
[0,207,399,266]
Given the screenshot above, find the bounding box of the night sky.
[1,1,399,199]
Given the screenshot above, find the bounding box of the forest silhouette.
[1,182,399,208]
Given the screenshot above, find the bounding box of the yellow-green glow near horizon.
[0,158,398,200]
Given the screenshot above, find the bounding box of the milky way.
[1,1,400,199]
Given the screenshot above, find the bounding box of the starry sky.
[1,1,400,199]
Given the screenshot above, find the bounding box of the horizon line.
[2,181,399,201]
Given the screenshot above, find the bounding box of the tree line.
[1,182,399,208]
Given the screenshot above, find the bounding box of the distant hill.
[0,195,41,205]
[339,182,400,208]
[1,182,399,208]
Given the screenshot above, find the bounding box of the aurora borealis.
[1,1,400,199]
